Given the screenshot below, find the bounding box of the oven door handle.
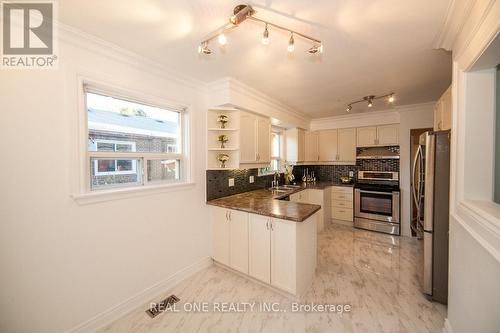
[356,189,396,195]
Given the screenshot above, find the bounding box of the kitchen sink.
[273,185,301,190]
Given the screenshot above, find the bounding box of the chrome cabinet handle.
[270,220,274,231]
[266,220,269,230]
[228,211,231,221]
[225,211,228,220]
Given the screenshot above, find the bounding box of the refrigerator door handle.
[412,146,422,208]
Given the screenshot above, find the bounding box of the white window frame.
[259,129,285,176]
[73,77,194,204]
[92,139,137,176]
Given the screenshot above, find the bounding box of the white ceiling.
[59,0,452,118]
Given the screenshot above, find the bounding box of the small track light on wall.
[198,4,322,58]
[262,24,269,45]
[288,33,295,52]
[345,93,395,112]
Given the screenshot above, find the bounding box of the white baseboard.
[443,318,453,333]
[66,256,213,333]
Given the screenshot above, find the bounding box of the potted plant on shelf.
[217,114,228,129]
[218,134,228,148]
[217,153,229,168]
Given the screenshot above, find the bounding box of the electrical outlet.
[349,171,354,177]
[228,178,235,187]
[249,176,255,183]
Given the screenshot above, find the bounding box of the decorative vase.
[218,134,228,149]
[217,153,229,168]
[217,115,228,129]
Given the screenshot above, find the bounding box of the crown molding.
[433,0,500,70]
[207,77,311,127]
[433,0,476,51]
[57,22,207,92]
[310,101,435,130]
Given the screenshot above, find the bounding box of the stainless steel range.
[354,171,400,235]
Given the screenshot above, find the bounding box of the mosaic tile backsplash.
[206,146,400,200]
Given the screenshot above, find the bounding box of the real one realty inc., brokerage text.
[151,302,352,314]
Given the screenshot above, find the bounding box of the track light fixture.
[288,33,295,52]
[262,24,269,45]
[197,42,212,54]
[218,33,227,45]
[198,4,322,56]
[345,93,395,112]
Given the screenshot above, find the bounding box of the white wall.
[0,30,210,333]
[435,1,500,332]
[311,103,435,236]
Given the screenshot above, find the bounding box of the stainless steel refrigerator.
[413,130,450,304]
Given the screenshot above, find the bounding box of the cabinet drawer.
[331,186,353,194]
[332,192,353,202]
[331,207,353,222]
[332,200,353,209]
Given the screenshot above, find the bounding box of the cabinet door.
[271,219,296,293]
[357,127,377,147]
[211,207,230,266]
[337,128,356,161]
[318,129,338,161]
[433,102,442,130]
[377,124,399,146]
[248,214,271,283]
[257,117,271,163]
[441,86,452,130]
[305,131,319,162]
[229,210,249,274]
[297,129,306,162]
[240,113,257,163]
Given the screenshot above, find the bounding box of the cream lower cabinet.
[290,189,328,232]
[211,207,248,274]
[248,213,317,296]
[330,186,354,224]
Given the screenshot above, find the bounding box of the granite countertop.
[206,181,354,222]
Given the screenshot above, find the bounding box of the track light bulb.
[346,105,352,112]
[218,34,227,45]
[288,33,295,52]
[367,100,373,108]
[388,94,395,103]
[262,24,269,45]
[198,42,212,55]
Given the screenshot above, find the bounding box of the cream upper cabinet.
[239,112,271,164]
[337,128,356,161]
[434,85,452,131]
[318,129,338,161]
[357,126,378,147]
[357,125,399,147]
[286,128,306,163]
[257,117,271,163]
[239,113,257,163]
[305,131,319,162]
[377,124,399,146]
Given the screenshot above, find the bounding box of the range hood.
[356,147,400,159]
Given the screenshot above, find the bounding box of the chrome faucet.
[272,172,280,188]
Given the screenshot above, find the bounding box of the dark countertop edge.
[206,201,322,222]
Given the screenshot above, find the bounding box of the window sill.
[460,200,500,235]
[72,182,196,205]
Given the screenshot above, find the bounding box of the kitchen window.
[259,130,284,175]
[85,88,186,191]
